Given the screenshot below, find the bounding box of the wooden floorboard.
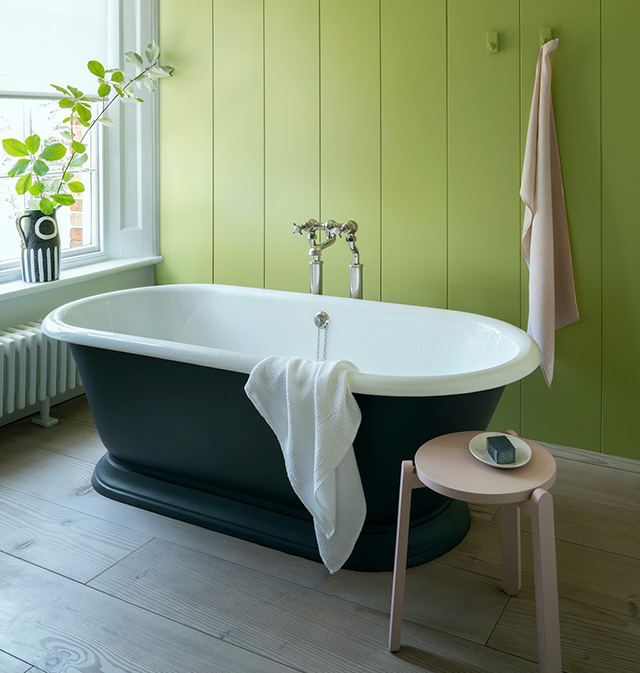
[0,395,638,673]
[551,455,640,512]
[0,415,105,464]
[51,394,96,425]
[0,649,32,673]
[0,483,152,583]
[88,536,534,673]
[0,554,298,673]
[540,440,640,474]
[489,589,640,673]
[436,517,640,620]
[516,494,640,560]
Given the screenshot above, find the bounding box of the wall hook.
[540,27,553,47]
[487,32,500,54]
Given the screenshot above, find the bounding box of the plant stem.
[55,61,158,194]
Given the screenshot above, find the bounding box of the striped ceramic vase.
[16,209,61,283]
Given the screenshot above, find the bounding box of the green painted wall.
[158,0,640,459]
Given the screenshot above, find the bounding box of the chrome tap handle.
[292,219,320,235]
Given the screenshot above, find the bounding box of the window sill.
[0,256,162,301]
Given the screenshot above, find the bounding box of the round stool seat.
[415,431,557,505]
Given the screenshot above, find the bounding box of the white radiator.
[0,321,81,426]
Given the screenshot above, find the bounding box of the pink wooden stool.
[389,431,561,673]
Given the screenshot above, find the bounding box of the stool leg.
[501,503,521,595]
[389,460,422,652]
[523,488,562,673]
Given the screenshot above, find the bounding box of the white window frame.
[0,0,160,285]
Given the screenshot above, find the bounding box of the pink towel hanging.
[521,38,579,387]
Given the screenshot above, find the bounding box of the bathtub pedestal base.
[92,452,470,572]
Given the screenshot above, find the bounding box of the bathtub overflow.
[314,311,329,329]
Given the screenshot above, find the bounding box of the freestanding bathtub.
[43,284,540,571]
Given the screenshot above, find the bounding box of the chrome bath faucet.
[293,219,363,299]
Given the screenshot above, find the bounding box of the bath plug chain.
[316,325,328,361]
[314,311,329,361]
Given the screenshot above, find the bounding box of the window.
[0,99,101,261]
[0,0,160,284]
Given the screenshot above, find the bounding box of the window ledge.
[0,256,162,301]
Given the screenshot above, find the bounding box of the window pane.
[56,173,96,250]
[0,1,110,95]
[0,99,99,264]
[0,177,22,262]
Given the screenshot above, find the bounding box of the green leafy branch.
[2,42,173,215]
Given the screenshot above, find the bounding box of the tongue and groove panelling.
[159,0,638,458]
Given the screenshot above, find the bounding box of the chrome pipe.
[310,257,323,295]
[349,263,363,300]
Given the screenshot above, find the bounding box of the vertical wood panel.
[157,0,640,459]
[320,0,381,300]
[447,0,521,432]
[264,0,320,293]
[602,1,640,458]
[213,0,265,288]
[158,0,213,284]
[520,1,602,451]
[381,0,447,308]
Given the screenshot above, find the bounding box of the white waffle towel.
[245,356,365,573]
[521,38,579,386]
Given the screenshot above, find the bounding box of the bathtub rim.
[42,283,541,397]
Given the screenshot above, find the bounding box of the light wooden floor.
[0,396,638,673]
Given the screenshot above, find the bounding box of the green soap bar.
[486,435,516,464]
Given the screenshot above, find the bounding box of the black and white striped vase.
[16,209,61,283]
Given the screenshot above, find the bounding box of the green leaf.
[150,65,171,79]
[63,172,74,182]
[125,51,144,68]
[52,194,75,206]
[39,143,66,161]
[157,64,174,77]
[134,96,144,103]
[2,138,28,157]
[68,85,84,99]
[70,153,88,167]
[62,116,72,124]
[143,75,157,93]
[29,181,45,196]
[113,84,124,98]
[16,173,33,195]
[25,134,40,154]
[74,103,92,122]
[71,140,86,153]
[97,82,111,98]
[98,117,114,127]
[67,181,85,193]
[59,97,74,109]
[39,197,54,215]
[110,70,124,83]
[33,159,49,176]
[145,41,160,63]
[60,130,72,140]
[8,158,30,177]
[51,84,69,95]
[87,60,105,78]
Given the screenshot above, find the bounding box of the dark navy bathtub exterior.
[72,343,504,571]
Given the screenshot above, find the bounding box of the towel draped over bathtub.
[521,38,579,387]
[245,356,365,574]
